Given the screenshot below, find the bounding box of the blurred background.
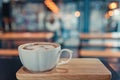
[0,0,120,80]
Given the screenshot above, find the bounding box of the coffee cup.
[18,42,72,72]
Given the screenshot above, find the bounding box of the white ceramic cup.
[18,42,72,72]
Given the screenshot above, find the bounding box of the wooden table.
[0,32,54,48]
[0,49,18,56]
[16,58,111,80]
[80,33,120,47]
[81,42,120,48]
[80,33,112,39]
[79,49,120,58]
[0,32,54,40]
[79,33,120,57]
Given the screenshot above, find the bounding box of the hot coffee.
[18,42,72,72]
[23,42,58,50]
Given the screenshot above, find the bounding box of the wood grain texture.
[16,58,111,80]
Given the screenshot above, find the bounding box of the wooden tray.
[16,58,111,80]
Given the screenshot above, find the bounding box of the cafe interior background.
[0,0,120,80]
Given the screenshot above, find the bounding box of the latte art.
[23,43,56,50]
[18,42,72,72]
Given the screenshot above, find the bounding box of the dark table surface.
[0,57,119,80]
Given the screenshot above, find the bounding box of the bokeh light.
[75,11,81,17]
[108,10,113,16]
[108,2,118,9]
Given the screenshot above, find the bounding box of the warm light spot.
[44,0,59,14]
[109,2,118,9]
[108,10,113,16]
[75,11,80,17]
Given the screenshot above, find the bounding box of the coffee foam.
[23,43,56,50]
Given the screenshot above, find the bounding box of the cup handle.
[57,49,73,65]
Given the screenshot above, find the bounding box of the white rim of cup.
[18,42,61,51]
